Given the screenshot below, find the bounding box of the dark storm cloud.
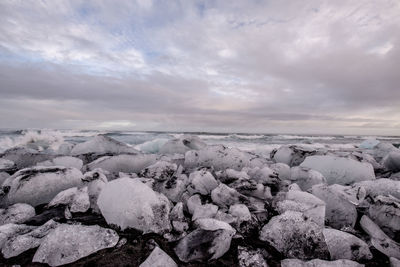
[0,0,399,134]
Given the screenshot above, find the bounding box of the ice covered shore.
[0,134,399,266]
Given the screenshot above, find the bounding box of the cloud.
[0,0,399,135]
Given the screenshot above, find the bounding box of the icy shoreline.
[0,134,400,266]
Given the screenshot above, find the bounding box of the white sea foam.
[0,130,66,153]
[276,135,336,140]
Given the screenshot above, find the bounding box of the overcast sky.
[0,0,399,135]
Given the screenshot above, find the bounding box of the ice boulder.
[289,166,326,190]
[33,224,119,266]
[71,135,139,155]
[259,211,329,260]
[174,218,235,262]
[271,145,319,166]
[244,166,279,185]
[188,170,218,195]
[0,203,35,225]
[97,178,171,233]
[229,204,252,227]
[192,203,218,221]
[360,215,400,259]
[211,183,243,208]
[184,145,268,171]
[323,228,372,261]
[47,187,90,213]
[82,169,108,213]
[300,155,375,185]
[391,257,400,267]
[85,154,157,175]
[36,156,83,170]
[355,178,400,199]
[155,173,188,203]
[281,259,363,267]
[0,172,9,186]
[372,141,399,161]
[0,159,15,172]
[359,139,380,149]
[135,138,169,154]
[383,151,400,172]
[139,161,177,181]
[139,246,178,267]
[2,166,83,207]
[170,202,189,233]
[311,184,358,229]
[270,163,291,180]
[368,195,400,239]
[160,135,207,154]
[1,219,58,258]
[1,147,54,169]
[276,189,326,226]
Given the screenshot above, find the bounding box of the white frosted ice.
[271,145,318,166]
[270,163,291,180]
[301,155,375,185]
[174,218,235,262]
[160,135,206,154]
[359,139,380,149]
[323,228,372,261]
[155,174,188,203]
[186,194,202,215]
[83,169,108,213]
[4,166,83,206]
[259,211,328,260]
[328,184,366,205]
[1,219,58,258]
[71,135,139,155]
[139,246,177,267]
[0,203,35,225]
[48,186,90,213]
[97,178,171,233]
[184,145,268,171]
[289,166,326,190]
[211,183,242,208]
[383,151,400,172]
[276,189,326,226]
[0,172,9,186]
[271,146,294,165]
[188,170,218,195]
[244,166,277,185]
[229,204,251,225]
[311,184,358,229]
[33,224,119,266]
[192,203,218,221]
[139,161,177,181]
[36,156,83,170]
[85,154,157,174]
[355,178,400,199]
[360,215,400,259]
[368,195,400,239]
[0,159,15,171]
[135,138,169,154]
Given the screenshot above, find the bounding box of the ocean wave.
[0,129,66,153]
[276,135,336,140]
[229,134,266,140]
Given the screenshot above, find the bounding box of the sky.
[0,0,399,135]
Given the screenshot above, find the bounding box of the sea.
[1,129,399,157]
